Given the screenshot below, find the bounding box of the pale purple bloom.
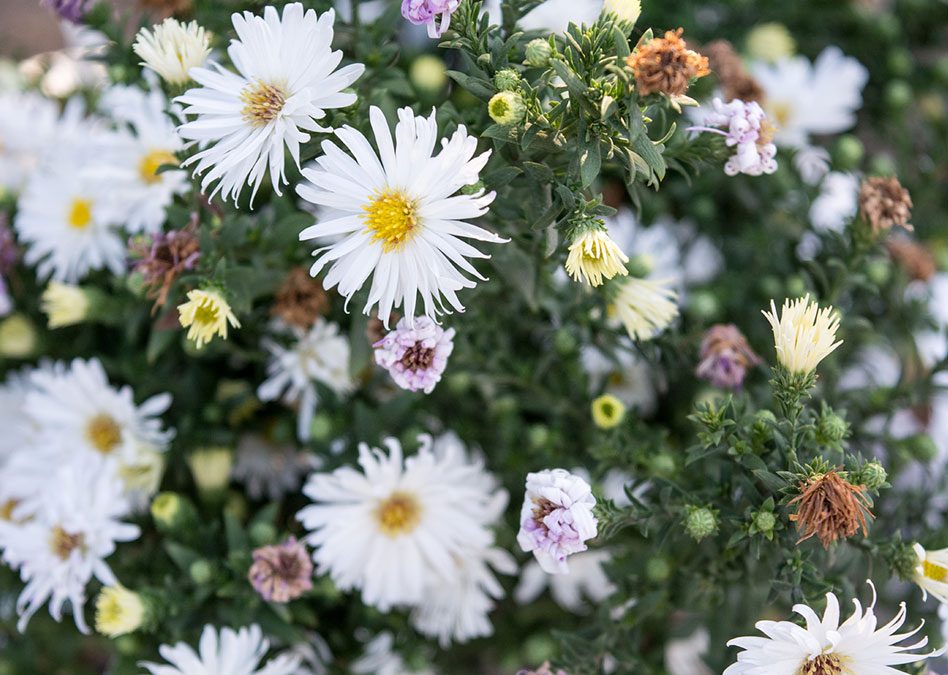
[517,469,597,575]
[401,0,461,38]
[248,537,313,603]
[695,324,762,390]
[690,98,777,176]
[41,0,89,23]
[373,316,454,394]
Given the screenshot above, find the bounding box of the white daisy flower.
[21,357,173,506]
[257,318,353,442]
[580,341,661,416]
[752,47,868,149]
[515,549,615,612]
[809,171,860,233]
[724,582,942,674]
[296,434,498,611]
[0,90,62,192]
[14,155,127,282]
[351,632,435,675]
[297,105,504,325]
[665,629,712,675]
[0,454,139,633]
[175,3,365,204]
[233,433,317,501]
[141,624,301,675]
[97,82,189,233]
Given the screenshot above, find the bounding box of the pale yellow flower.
[565,229,630,288]
[745,23,796,63]
[95,586,145,638]
[608,277,678,341]
[591,394,626,429]
[602,0,641,25]
[177,289,241,349]
[187,446,233,492]
[41,281,89,329]
[762,295,841,375]
[913,543,948,604]
[133,18,211,86]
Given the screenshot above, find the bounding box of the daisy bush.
[0,0,947,673]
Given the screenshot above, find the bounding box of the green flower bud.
[528,424,552,449]
[409,54,447,94]
[249,521,277,546]
[524,39,553,67]
[493,68,522,92]
[885,80,912,110]
[905,434,938,463]
[645,555,670,582]
[860,461,887,490]
[0,314,37,359]
[887,49,913,77]
[817,411,849,444]
[150,492,198,534]
[490,395,518,416]
[447,371,472,394]
[869,154,898,177]
[488,91,526,126]
[649,453,676,478]
[753,510,776,534]
[890,541,921,582]
[553,328,577,355]
[683,505,718,542]
[309,413,333,441]
[686,290,719,321]
[189,559,214,585]
[865,258,891,286]
[833,135,864,170]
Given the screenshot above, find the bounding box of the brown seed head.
[886,238,936,282]
[859,176,913,234]
[788,470,873,548]
[626,29,710,97]
[702,40,765,103]
[129,219,201,310]
[271,267,330,329]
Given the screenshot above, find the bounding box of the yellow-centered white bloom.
[913,543,948,604]
[762,294,842,375]
[608,276,678,341]
[141,624,300,675]
[133,18,211,86]
[177,289,241,349]
[41,281,89,328]
[95,585,145,637]
[297,106,504,325]
[187,447,233,492]
[602,0,641,25]
[565,228,629,287]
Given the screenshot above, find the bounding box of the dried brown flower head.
[789,470,873,548]
[626,29,710,97]
[128,220,200,311]
[138,0,192,19]
[271,267,330,329]
[702,40,764,103]
[859,176,913,234]
[886,238,936,282]
[247,537,313,603]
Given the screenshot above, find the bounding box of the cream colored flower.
[762,294,842,375]
[41,281,89,328]
[602,0,641,25]
[95,585,145,638]
[608,276,678,341]
[745,23,796,63]
[565,229,629,288]
[591,394,625,429]
[177,289,241,349]
[187,447,233,493]
[913,543,948,604]
[133,18,211,86]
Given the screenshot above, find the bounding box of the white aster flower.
[0,90,63,192]
[913,543,948,604]
[724,582,943,674]
[0,454,139,633]
[296,434,498,611]
[176,3,365,204]
[233,433,317,501]
[257,318,353,442]
[133,18,211,86]
[351,632,435,675]
[141,624,301,675]
[793,144,831,185]
[517,468,598,574]
[580,341,661,416]
[665,629,712,675]
[752,47,868,149]
[97,82,189,233]
[762,294,842,376]
[518,0,604,33]
[608,276,679,341]
[515,549,615,612]
[14,155,127,282]
[297,105,504,325]
[37,22,109,99]
[809,171,860,233]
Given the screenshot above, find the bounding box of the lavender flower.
[248,537,313,603]
[517,469,597,575]
[690,98,777,176]
[401,0,461,38]
[40,0,90,23]
[695,324,762,390]
[373,317,454,394]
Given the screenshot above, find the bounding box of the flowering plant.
[1,0,947,673]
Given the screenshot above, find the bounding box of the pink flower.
[517,469,598,575]
[401,0,461,38]
[248,537,313,603]
[690,98,777,176]
[373,317,454,394]
[695,323,762,390]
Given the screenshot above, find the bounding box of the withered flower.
[626,29,710,97]
[886,238,936,282]
[271,267,330,329]
[129,221,200,310]
[702,40,764,103]
[138,0,193,19]
[695,323,762,390]
[789,470,873,549]
[859,176,913,234]
[247,537,313,603]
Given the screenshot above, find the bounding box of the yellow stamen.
[68,198,93,230]
[0,499,19,521]
[86,413,122,454]
[50,526,85,560]
[363,189,419,253]
[375,491,422,536]
[138,149,178,184]
[240,81,287,127]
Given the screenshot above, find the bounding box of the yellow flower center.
[193,303,220,327]
[0,499,19,521]
[240,81,287,127]
[50,525,86,560]
[799,654,842,675]
[86,413,122,454]
[375,491,421,536]
[67,198,93,230]
[771,101,791,128]
[138,149,178,184]
[924,559,948,582]
[363,189,419,253]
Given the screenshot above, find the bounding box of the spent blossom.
[517,469,598,574]
[401,0,461,38]
[696,324,762,390]
[248,537,313,603]
[690,98,777,177]
[374,317,455,394]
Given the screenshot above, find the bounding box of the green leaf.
[579,140,601,188]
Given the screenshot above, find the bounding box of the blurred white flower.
[665,629,712,675]
[141,624,300,675]
[233,434,317,501]
[351,632,435,675]
[809,171,860,233]
[581,341,661,416]
[515,549,615,612]
[793,145,831,185]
